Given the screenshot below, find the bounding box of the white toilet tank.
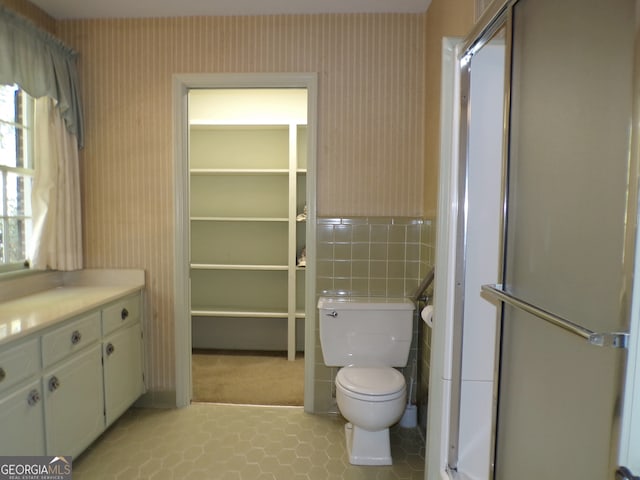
[317,296,415,367]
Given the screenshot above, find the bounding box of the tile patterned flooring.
[73,403,425,479]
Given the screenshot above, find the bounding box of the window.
[0,84,34,272]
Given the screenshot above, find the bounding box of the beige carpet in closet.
[192,350,305,406]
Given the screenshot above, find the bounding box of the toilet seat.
[336,367,405,402]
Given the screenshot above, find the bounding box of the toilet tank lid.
[317,296,415,311]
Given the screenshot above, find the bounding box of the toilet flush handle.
[326,311,338,318]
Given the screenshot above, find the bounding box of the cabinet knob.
[27,389,40,406]
[48,376,60,392]
[121,308,129,321]
[0,367,5,383]
[106,342,115,356]
[70,330,82,345]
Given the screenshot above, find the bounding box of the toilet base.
[344,422,393,466]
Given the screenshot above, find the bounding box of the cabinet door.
[44,344,104,457]
[0,380,45,455]
[103,323,144,426]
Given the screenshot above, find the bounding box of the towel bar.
[481,284,629,349]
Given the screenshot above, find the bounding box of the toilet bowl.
[335,366,407,465]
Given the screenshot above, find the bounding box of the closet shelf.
[190,168,288,175]
[190,263,288,271]
[191,308,289,318]
[190,216,288,222]
[189,124,289,130]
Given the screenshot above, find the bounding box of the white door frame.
[172,73,318,410]
[426,36,462,480]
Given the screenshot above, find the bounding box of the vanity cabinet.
[190,124,307,360]
[0,288,144,458]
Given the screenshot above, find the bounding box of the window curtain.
[0,6,84,270]
[31,97,82,270]
[0,6,84,146]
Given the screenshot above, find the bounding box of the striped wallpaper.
[46,13,427,392]
[58,15,425,390]
[58,14,426,217]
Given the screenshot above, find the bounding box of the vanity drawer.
[42,312,101,368]
[0,338,40,393]
[102,294,140,335]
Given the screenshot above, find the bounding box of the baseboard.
[135,389,178,408]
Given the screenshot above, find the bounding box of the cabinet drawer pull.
[106,343,115,356]
[48,376,60,392]
[121,308,129,321]
[70,330,82,345]
[27,389,40,406]
[0,367,5,383]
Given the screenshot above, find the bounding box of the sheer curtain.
[0,6,84,270]
[30,97,82,270]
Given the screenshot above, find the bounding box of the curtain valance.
[0,6,84,147]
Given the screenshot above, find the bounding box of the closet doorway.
[173,74,317,410]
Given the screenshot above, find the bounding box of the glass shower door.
[494,0,636,478]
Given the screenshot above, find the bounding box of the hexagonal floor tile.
[72,403,425,479]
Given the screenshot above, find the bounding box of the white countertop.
[0,270,144,346]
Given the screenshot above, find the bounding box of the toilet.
[317,296,415,466]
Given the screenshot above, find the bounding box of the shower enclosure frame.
[428,0,640,477]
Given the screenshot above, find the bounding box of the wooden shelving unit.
[189,123,307,360]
